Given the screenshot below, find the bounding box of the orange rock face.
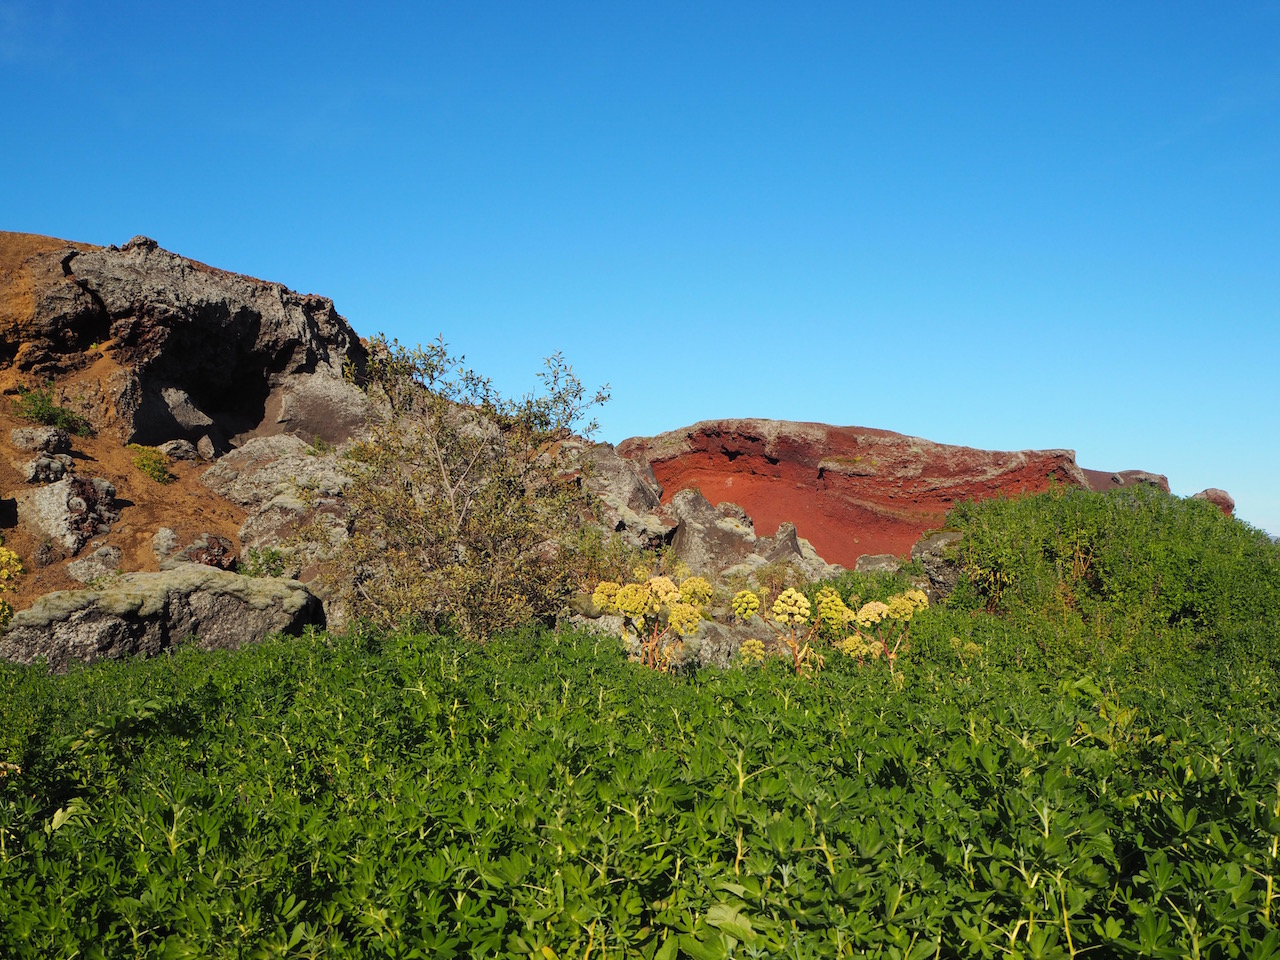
[617,419,1095,568]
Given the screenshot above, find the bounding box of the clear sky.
[3,2,1278,534]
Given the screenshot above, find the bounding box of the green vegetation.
[328,335,609,639]
[127,444,175,484]
[240,545,289,579]
[2,472,1279,957]
[12,383,91,436]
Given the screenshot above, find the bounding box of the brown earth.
[619,419,1106,568]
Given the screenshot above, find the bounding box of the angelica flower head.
[614,582,658,619]
[731,590,761,621]
[678,575,713,608]
[854,600,890,627]
[592,580,621,612]
[772,588,811,626]
[646,576,681,606]
[738,638,767,664]
[667,602,703,637]
[814,587,852,632]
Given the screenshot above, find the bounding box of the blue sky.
[3,2,1278,534]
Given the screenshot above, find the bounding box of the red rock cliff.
[617,419,1095,567]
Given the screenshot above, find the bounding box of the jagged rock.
[159,533,237,571]
[855,554,903,574]
[565,441,675,548]
[18,476,120,554]
[66,545,123,583]
[666,488,840,582]
[197,435,216,461]
[911,531,965,602]
[0,566,324,672]
[22,453,74,483]
[0,233,370,445]
[10,426,70,454]
[1192,488,1236,516]
[152,527,181,563]
[158,438,199,461]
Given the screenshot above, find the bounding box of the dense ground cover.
[2,487,1279,959]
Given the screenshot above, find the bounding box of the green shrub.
[11,384,91,435]
[239,546,287,578]
[126,444,174,483]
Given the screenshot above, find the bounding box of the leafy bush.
[11,384,90,435]
[239,545,288,578]
[941,485,1280,671]
[126,444,174,483]
[324,335,609,639]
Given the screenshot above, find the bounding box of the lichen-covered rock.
[10,426,71,454]
[18,475,120,554]
[66,545,123,583]
[159,533,236,571]
[911,531,965,602]
[855,554,903,574]
[564,440,675,548]
[21,453,74,483]
[0,566,324,672]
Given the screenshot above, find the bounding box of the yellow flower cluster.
[731,590,760,621]
[854,600,890,627]
[592,580,620,611]
[772,587,811,625]
[647,576,681,606]
[0,547,22,586]
[614,582,660,619]
[815,587,853,633]
[738,638,767,664]
[678,576,713,607]
[837,634,879,659]
[668,602,704,637]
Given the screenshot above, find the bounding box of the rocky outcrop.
[567,441,675,548]
[666,488,840,581]
[1081,469,1171,493]
[1192,488,1236,516]
[617,419,1094,567]
[911,531,965,602]
[18,476,120,556]
[0,566,324,672]
[0,232,369,446]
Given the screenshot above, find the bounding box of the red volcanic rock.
[1082,469,1170,493]
[1192,488,1236,516]
[617,419,1095,568]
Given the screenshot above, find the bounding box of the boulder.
[855,554,903,574]
[0,233,370,445]
[911,531,965,602]
[1192,488,1235,516]
[566,440,675,548]
[159,533,237,571]
[666,488,840,582]
[1082,469,1171,493]
[66,545,123,584]
[21,453,74,483]
[18,476,120,555]
[0,566,324,672]
[10,426,71,454]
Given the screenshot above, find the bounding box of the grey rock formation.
[0,566,324,672]
[157,438,199,461]
[10,426,71,454]
[66,545,123,584]
[22,453,74,483]
[19,476,120,554]
[667,488,840,582]
[152,527,182,563]
[911,531,965,602]
[201,434,350,583]
[566,441,675,548]
[6,235,370,445]
[855,554,903,574]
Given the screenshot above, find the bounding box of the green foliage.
[11,383,91,436]
[2,627,1279,958]
[942,485,1280,671]
[325,335,610,639]
[126,444,175,483]
[239,546,288,578]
